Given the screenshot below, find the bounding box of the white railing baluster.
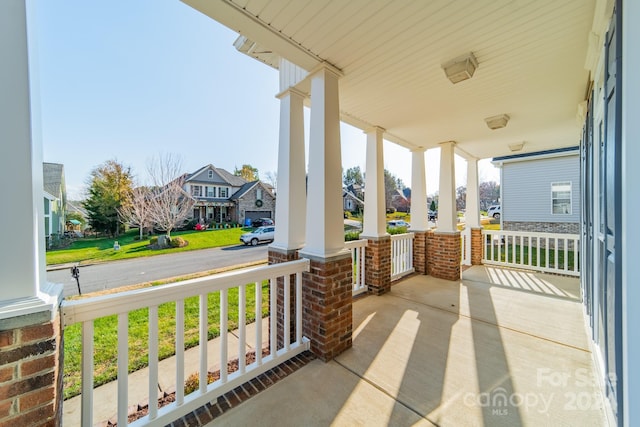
[199,294,207,393]
[255,281,262,366]
[346,239,368,295]
[481,230,580,276]
[61,259,311,427]
[284,275,290,351]
[175,299,184,405]
[148,305,159,419]
[296,272,302,344]
[270,277,277,356]
[220,289,228,384]
[238,284,246,375]
[390,233,415,281]
[81,321,94,427]
[117,312,128,427]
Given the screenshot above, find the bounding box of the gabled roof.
[231,180,274,200]
[343,189,364,206]
[185,164,247,187]
[43,162,65,199]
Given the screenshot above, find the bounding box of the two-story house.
[43,162,66,247]
[183,164,275,225]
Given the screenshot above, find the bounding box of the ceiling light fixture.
[508,142,525,152]
[442,52,478,84]
[485,114,510,130]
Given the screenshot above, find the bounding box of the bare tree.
[146,154,195,239]
[117,186,153,240]
[264,171,277,192]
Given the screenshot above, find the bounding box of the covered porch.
[211,266,604,426]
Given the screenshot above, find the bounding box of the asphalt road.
[47,244,269,297]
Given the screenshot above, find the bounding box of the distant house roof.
[185,164,248,187]
[43,162,65,199]
[343,189,364,206]
[231,180,275,200]
[492,146,579,164]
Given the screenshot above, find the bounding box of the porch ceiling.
[183,0,596,159]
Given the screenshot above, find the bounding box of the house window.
[191,185,202,197]
[208,170,213,179]
[256,188,262,200]
[219,187,229,198]
[551,182,572,214]
[206,186,214,197]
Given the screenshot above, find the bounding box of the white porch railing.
[391,233,415,281]
[61,259,310,427]
[345,239,368,296]
[482,230,580,276]
[460,227,472,266]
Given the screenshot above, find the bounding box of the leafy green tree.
[234,164,259,181]
[430,200,437,211]
[83,159,133,237]
[343,166,364,187]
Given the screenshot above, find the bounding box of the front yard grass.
[46,227,249,266]
[63,281,270,400]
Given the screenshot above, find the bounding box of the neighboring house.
[391,188,410,213]
[182,164,275,225]
[343,188,364,213]
[492,146,580,234]
[43,162,66,246]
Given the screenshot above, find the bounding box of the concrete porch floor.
[209,266,607,426]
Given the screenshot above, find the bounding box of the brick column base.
[470,227,483,265]
[0,312,63,427]
[299,252,352,361]
[364,236,391,295]
[268,247,300,351]
[412,231,428,274]
[426,231,461,281]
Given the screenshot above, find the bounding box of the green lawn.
[46,227,250,265]
[63,281,270,400]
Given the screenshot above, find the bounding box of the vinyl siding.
[502,154,580,223]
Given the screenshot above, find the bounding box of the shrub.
[345,231,361,241]
[149,236,158,245]
[169,237,188,248]
[387,226,408,235]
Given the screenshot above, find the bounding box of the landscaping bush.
[149,236,158,245]
[387,226,408,235]
[169,237,187,248]
[345,231,362,241]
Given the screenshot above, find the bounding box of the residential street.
[47,244,269,297]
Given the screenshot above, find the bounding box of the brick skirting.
[426,231,461,281]
[363,236,391,295]
[268,247,300,350]
[412,231,428,274]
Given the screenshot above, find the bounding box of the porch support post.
[410,148,428,274]
[269,85,306,348]
[299,65,352,361]
[426,141,460,280]
[0,1,64,426]
[465,156,483,265]
[361,127,391,295]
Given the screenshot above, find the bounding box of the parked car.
[240,226,275,246]
[428,210,438,221]
[387,220,410,229]
[487,205,501,219]
[251,218,274,227]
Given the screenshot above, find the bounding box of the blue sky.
[34,0,498,200]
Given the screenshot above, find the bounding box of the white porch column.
[438,141,457,232]
[361,127,387,238]
[0,0,62,316]
[300,65,345,258]
[465,157,481,228]
[410,148,428,231]
[271,87,306,250]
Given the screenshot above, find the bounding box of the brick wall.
[301,253,352,361]
[238,184,276,224]
[503,221,579,234]
[0,315,63,427]
[412,231,428,274]
[470,228,483,265]
[268,248,299,350]
[426,231,461,281]
[364,237,391,295]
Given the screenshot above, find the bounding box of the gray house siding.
[501,153,580,234]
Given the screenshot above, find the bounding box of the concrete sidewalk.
[62,319,269,426]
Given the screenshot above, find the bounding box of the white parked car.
[487,205,501,219]
[240,226,275,246]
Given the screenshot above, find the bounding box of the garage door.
[244,211,272,221]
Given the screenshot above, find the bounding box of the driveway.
[47,244,269,297]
